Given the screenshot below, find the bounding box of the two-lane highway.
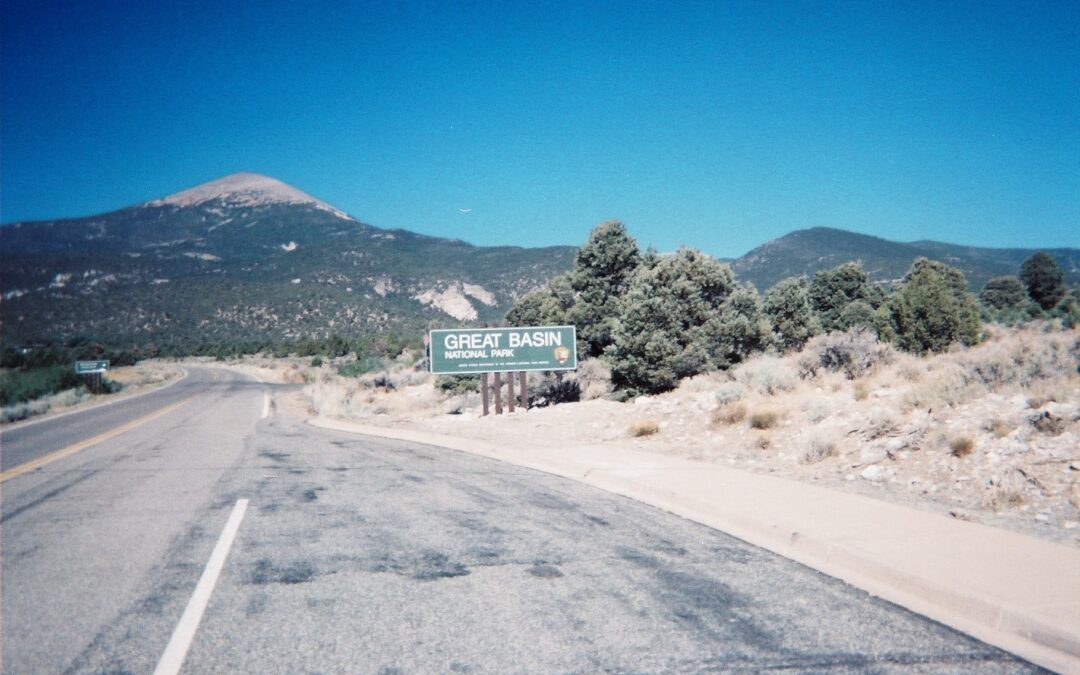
[1,366,1042,673]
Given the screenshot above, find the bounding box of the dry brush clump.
[749,409,780,429]
[797,328,895,381]
[711,401,747,426]
[904,326,1080,411]
[800,431,839,464]
[630,419,660,437]
[736,356,799,396]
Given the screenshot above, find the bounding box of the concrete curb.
[308,417,1080,674]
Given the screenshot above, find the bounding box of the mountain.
[0,173,576,347]
[3,177,1076,349]
[731,227,1080,292]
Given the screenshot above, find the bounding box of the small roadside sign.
[75,360,109,374]
[429,325,577,375]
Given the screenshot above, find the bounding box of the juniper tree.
[568,221,642,358]
[763,276,819,351]
[1019,252,1066,311]
[505,274,574,327]
[979,275,1028,310]
[707,284,773,368]
[884,258,981,355]
[809,262,882,333]
[606,248,736,395]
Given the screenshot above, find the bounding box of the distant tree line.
[506,221,1079,397]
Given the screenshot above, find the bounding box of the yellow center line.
[1,395,197,483]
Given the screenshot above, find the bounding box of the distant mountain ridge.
[2,175,1076,348]
[731,227,1080,292]
[1,173,575,346]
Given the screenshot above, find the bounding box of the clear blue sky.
[2,0,1077,258]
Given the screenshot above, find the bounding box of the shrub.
[809,262,884,333]
[712,401,747,426]
[434,375,479,395]
[337,357,385,378]
[763,276,819,351]
[883,258,982,355]
[607,248,738,395]
[1020,252,1066,311]
[505,274,574,327]
[949,436,975,458]
[802,328,895,380]
[310,356,324,367]
[749,410,779,429]
[530,373,581,407]
[735,356,798,395]
[708,284,773,369]
[569,221,643,358]
[574,358,613,400]
[714,382,745,405]
[801,433,837,464]
[0,366,82,406]
[630,420,660,437]
[980,275,1028,311]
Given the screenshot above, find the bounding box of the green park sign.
[429,326,577,375]
[75,360,110,374]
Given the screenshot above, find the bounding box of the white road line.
[154,499,249,675]
[261,393,271,419]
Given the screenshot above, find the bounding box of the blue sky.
[2,0,1077,258]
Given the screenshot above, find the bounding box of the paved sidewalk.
[310,416,1080,674]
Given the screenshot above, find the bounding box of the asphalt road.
[1,367,1044,673]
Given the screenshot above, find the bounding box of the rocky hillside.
[0,174,575,347]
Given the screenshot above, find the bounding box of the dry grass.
[749,409,780,429]
[949,435,975,458]
[984,418,1012,438]
[736,356,798,395]
[853,380,871,401]
[630,420,660,437]
[712,402,747,426]
[801,433,837,464]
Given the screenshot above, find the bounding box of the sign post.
[75,360,109,375]
[74,360,109,393]
[429,325,577,415]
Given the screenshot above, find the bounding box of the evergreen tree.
[707,284,772,368]
[568,221,642,358]
[763,276,819,351]
[1019,252,1066,311]
[505,274,574,327]
[809,262,882,332]
[884,258,981,355]
[836,300,877,332]
[979,275,1028,310]
[606,248,736,395]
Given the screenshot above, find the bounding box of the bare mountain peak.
[145,172,351,220]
